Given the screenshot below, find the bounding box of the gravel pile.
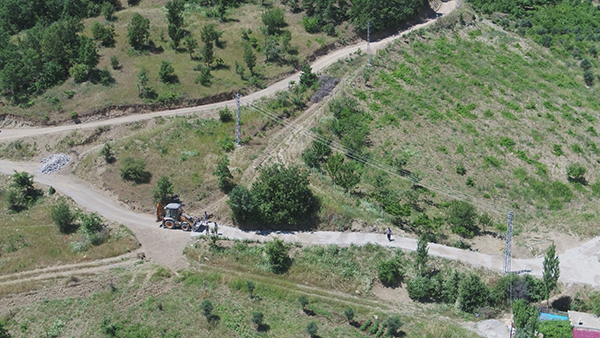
[39,153,70,174]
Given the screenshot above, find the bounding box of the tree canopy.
[350,0,426,33]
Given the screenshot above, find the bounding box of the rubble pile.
[39,153,70,174]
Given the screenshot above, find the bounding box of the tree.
[201,41,214,65]
[228,185,256,223]
[51,200,76,234]
[251,312,264,329]
[7,171,42,212]
[298,295,309,309]
[377,258,403,287]
[91,22,116,47]
[152,176,174,205]
[343,307,355,323]
[158,60,175,83]
[246,280,255,298]
[457,273,490,313]
[110,56,120,70]
[446,200,479,238]
[0,321,10,338]
[251,164,320,226]
[350,0,425,34]
[306,321,318,338]
[261,8,286,35]
[543,243,560,310]
[386,315,403,336]
[243,44,257,75]
[101,2,115,21]
[567,162,586,183]
[415,233,429,276]
[580,58,592,71]
[119,157,149,183]
[184,35,198,59]
[200,24,222,45]
[265,238,291,273]
[584,70,595,86]
[165,0,185,48]
[127,13,150,50]
[81,212,103,233]
[299,64,318,87]
[213,156,234,193]
[200,299,214,320]
[137,68,153,99]
[537,320,573,338]
[100,143,115,163]
[512,299,538,330]
[78,36,99,68]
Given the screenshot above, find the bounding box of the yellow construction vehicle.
[156,202,199,231]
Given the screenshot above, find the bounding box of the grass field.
[0,0,350,122]
[0,176,138,276]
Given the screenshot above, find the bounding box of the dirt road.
[0,0,457,143]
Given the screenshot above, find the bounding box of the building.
[569,310,600,338]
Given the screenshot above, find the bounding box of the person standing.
[204,211,208,222]
[386,227,392,242]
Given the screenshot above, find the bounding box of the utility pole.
[367,21,371,66]
[503,210,514,274]
[235,93,241,147]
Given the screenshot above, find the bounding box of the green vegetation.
[543,243,560,309]
[5,171,43,213]
[51,200,77,234]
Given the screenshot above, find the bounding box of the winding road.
[1,0,600,287]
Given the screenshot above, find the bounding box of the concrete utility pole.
[367,21,371,66]
[235,93,241,147]
[503,210,514,274]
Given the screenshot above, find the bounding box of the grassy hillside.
[0,0,352,122]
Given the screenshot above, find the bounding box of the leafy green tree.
[537,320,572,338]
[306,321,318,338]
[406,275,433,301]
[70,63,91,83]
[265,238,291,273]
[299,64,318,87]
[158,60,176,83]
[415,233,429,276]
[127,13,150,50]
[386,315,403,336]
[201,41,214,65]
[110,56,120,70]
[350,0,425,33]
[261,8,286,35]
[344,307,354,323]
[243,44,257,75]
[7,171,42,212]
[457,273,491,313]
[543,243,560,309]
[78,36,99,68]
[152,176,174,205]
[137,68,153,99]
[264,35,281,62]
[51,200,77,234]
[184,35,198,59]
[251,312,264,329]
[512,299,538,329]
[213,156,234,193]
[119,157,149,183]
[91,22,116,47]
[447,200,479,238]
[200,24,222,45]
[165,0,185,48]
[228,185,256,223]
[299,294,309,309]
[101,2,115,21]
[581,58,592,71]
[246,280,255,298]
[100,143,115,163]
[377,258,403,287]
[0,320,10,338]
[584,70,595,86]
[200,299,214,320]
[251,164,320,226]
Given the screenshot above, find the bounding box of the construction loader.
[156,202,200,231]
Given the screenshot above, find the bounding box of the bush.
[200,299,214,319]
[251,312,263,328]
[447,200,479,238]
[537,320,572,338]
[344,307,354,322]
[386,315,402,336]
[302,16,320,34]
[298,295,309,309]
[81,212,103,233]
[265,238,291,273]
[100,143,115,163]
[70,63,90,83]
[377,258,403,287]
[51,201,77,234]
[300,64,318,88]
[119,157,149,183]
[458,273,491,313]
[456,164,466,175]
[213,156,234,193]
[261,8,286,35]
[306,321,318,338]
[7,171,43,212]
[110,56,120,70]
[158,60,176,83]
[567,162,586,183]
[228,185,257,223]
[219,107,234,123]
[512,299,537,329]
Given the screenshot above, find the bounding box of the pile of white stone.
[39,153,70,174]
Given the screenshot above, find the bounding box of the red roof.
[574,328,600,338]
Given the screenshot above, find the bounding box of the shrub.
[158,60,176,83]
[512,299,537,329]
[119,157,149,183]
[377,258,403,287]
[219,107,234,123]
[265,238,291,273]
[406,276,433,301]
[110,56,120,70]
[51,201,77,234]
[228,185,257,223]
[196,67,212,86]
[251,312,263,328]
[458,273,491,313]
[584,70,595,86]
[552,144,564,156]
[466,177,475,187]
[217,136,235,152]
[298,295,309,309]
[302,16,320,33]
[70,63,90,83]
[49,186,56,195]
[81,212,103,233]
[537,320,572,338]
[566,163,586,183]
[306,321,318,337]
[456,164,466,176]
[213,156,234,193]
[261,8,286,35]
[7,171,42,212]
[100,143,115,163]
[300,64,318,88]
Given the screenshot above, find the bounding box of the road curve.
[0,0,457,143]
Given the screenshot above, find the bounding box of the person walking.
[386,227,392,242]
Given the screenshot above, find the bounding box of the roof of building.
[570,311,600,331]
